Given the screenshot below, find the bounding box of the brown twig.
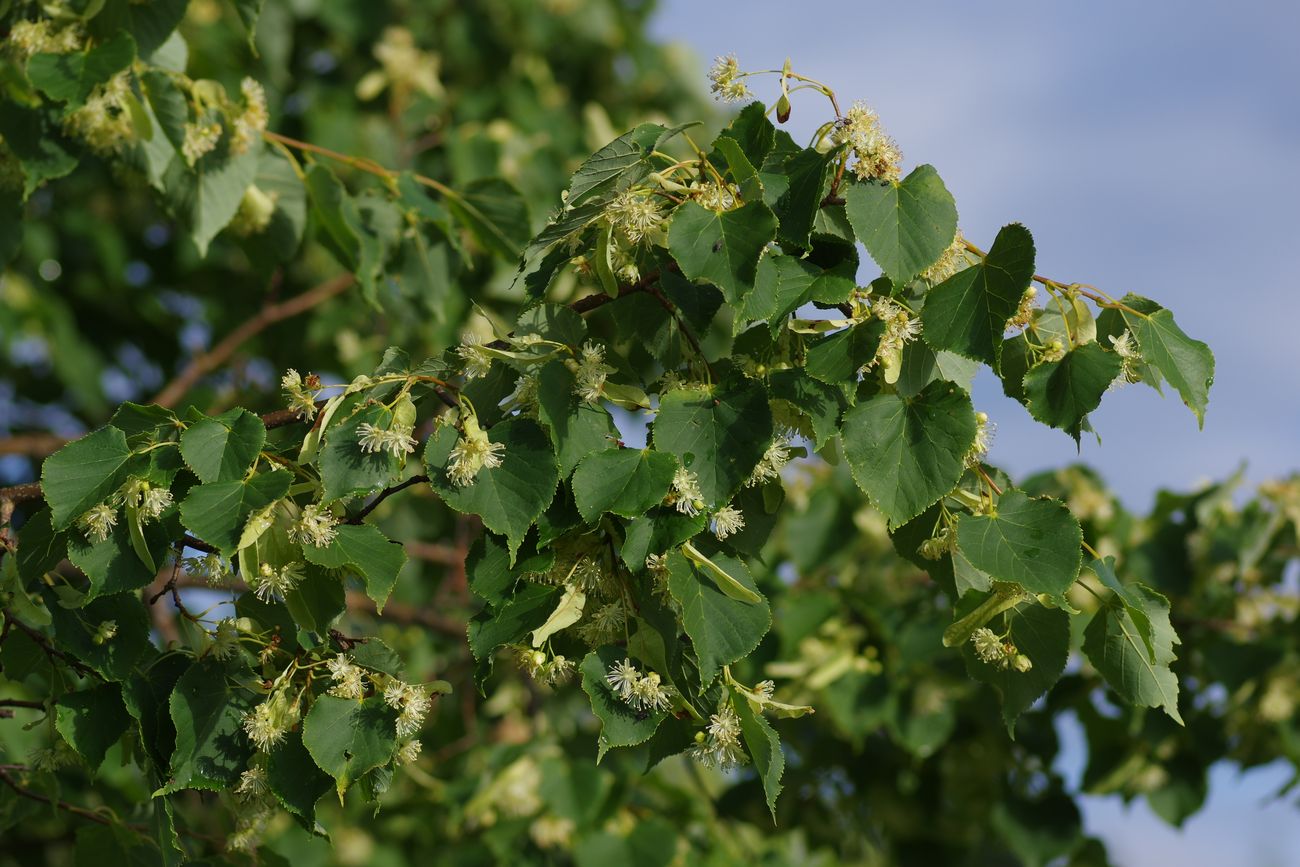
[347,475,430,525]
[151,273,356,408]
[0,767,116,826]
[0,699,44,710]
[2,615,98,679]
[404,540,460,565]
[0,434,67,459]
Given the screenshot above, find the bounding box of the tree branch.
[347,475,430,525]
[0,768,116,827]
[0,434,67,459]
[151,273,356,409]
[2,615,99,679]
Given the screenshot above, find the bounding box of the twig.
[0,434,67,458]
[975,465,1004,496]
[151,273,356,408]
[0,768,115,827]
[1,615,98,679]
[645,282,713,377]
[404,541,460,565]
[0,699,44,710]
[347,475,430,525]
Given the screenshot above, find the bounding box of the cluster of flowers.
[75,478,175,544]
[707,54,752,103]
[690,704,748,770]
[865,297,923,380]
[1109,330,1142,387]
[515,647,576,686]
[569,341,614,405]
[605,658,676,713]
[181,77,268,166]
[971,627,1033,673]
[603,190,665,243]
[834,100,903,183]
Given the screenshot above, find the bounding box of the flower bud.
[776,93,792,123]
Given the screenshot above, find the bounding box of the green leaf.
[580,646,666,750]
[45,590,154,681]
[56,683,130,771]
[740,252,820,333]
[317,404,404,503]
[652,379,772,509]
[1088,557,1174,664]
[283,567,346,634]
[0,105,79,198]
[536,361,619,477]
[26,32,136,107]
[163,658,255,792]
[231,0,265,47]
[921,223,1036,369]
[162,148,260,256]
[1083,586,1183,724]
[67,517,170,602]
[572,448,678,522]
[665,550,770,685]
[240,146,310,267]
[178,470,291,553]
[574,819,679,867]
[773,146,835,249]
[468,583,560,685]
[348,638,405,678]
[963,604,1070,735]
[566,122,686,206]
[896,340,980,400]
[267,729,332,829]
[1021,342,1121,440]
[180,408,266,483]
[122,0,189,59]
[712,136,758,186]
[425,418,559,561]
[620,508,706,573]
[466,532,539,607]
[803,320,883,384]
[301,695,399,796]
[841,380,977,525]
[15,507,67,586]
[302,524,407,612]
[517,303,588,348]
[668,200,777,304]
[41,426,136,530]
[305,164,385,293]
[956,491,1083,599]
[1127,304,1214,427]
[715,102,776,169]
[767,368,845,450]
[731,685,784,820]
[843,166,958,285]
[446,177,530,259]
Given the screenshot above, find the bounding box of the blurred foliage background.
[1,1,1298,865]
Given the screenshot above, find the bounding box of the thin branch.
[263,131,457,199]
[404,540,460,565]
[152,273,356,408]
[0,699,44,710]
[0,434,67,459]
[645,282,713,377]
[0,768,116,827]
[1,615,98,679]
[347,475,430,525]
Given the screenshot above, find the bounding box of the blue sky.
[650,1,1300,863]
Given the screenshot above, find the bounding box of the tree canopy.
[1,3,1294,867]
